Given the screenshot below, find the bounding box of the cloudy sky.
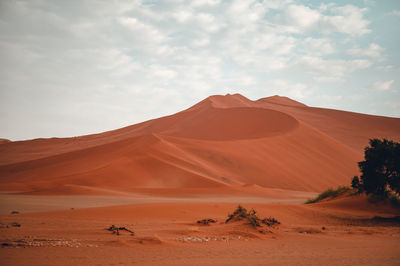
[0,0,399,140]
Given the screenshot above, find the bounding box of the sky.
[0,0,399,141]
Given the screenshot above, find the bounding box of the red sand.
[1,198,399,265]
[0,94,399,265]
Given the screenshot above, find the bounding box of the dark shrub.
[358,139,400,196]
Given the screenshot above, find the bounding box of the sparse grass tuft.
[305,186,350,204]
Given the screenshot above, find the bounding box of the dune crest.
[257,95,308,107]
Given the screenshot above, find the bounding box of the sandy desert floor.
[1,191,399,266]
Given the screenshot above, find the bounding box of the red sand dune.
[0,138,11,144]
[0,94,399,195]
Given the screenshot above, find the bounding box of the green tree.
[358,138,400,196]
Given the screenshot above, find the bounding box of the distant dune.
[0,94,399,195]
[0,138,11,144]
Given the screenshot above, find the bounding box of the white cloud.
[278,4,371,35]
[97,49,140,77]
[172,10,192,23]
[347,43,384,58]
[376,65,396,70]
[373,80,394,91]
[191,0,220,7]
[319,3,336,12]
[301,37,335,56]
[226,0,266,27]
[386,10,400,16]
[282,5,322,33]
[148,65,176,80]
[313,76,344,83]
[261,0,293,10]
[118,17,166,43]
[327,5,371,35]
[268,80,314,99]
[191,37,210,47]
[296,56,372,79]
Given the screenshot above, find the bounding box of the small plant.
[225,205,250,223]
[11,222,21,227]
[305,186,350,204]
[225,205,280,230]
[197,218,217,225]
[261,217,280,226]
[247,209,261,227]
[106,225,134,236]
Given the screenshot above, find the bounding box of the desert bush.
[226,205,252,223]
[225,205,280,229]
[305,186,349,204]
[357,138,400,196]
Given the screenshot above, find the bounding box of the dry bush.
[225,205,280,229]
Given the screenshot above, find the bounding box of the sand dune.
[0,94,399,195]
[0,138,11,144]
[160,107,299,140]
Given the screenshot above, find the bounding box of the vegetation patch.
[261,217,280,226]
[305,186,350,204]
[197,218,217,225]
[0,222,21,228]
[106,225,134,236]
[225,205,280,231]
[307,139,400,207]
[350,138,400,207]
[353,139,399,196]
